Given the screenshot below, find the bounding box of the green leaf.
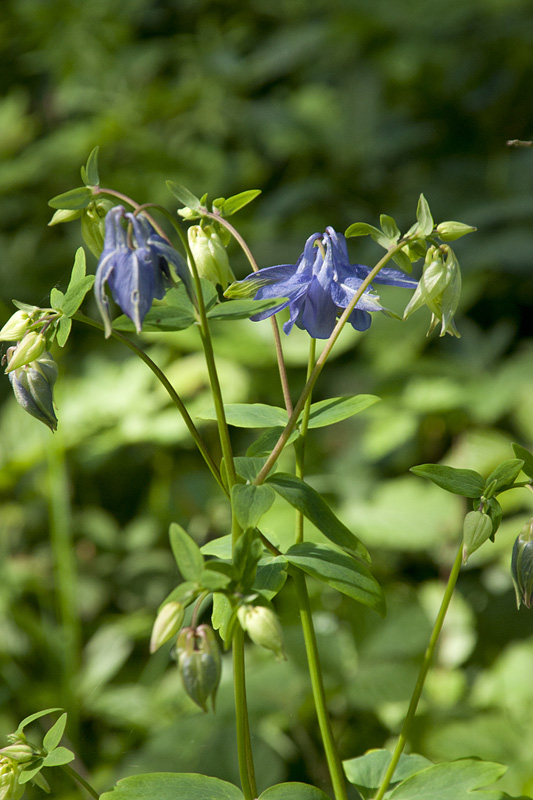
[100,773,244,800]
[206,298,283,320]
[169,523,204,581]
[199,566,232,591]
[48,208,82,226]
[56,314,72,347]
[462,511,493,563]
[266,473,370,563]
[18,762,44,784]
[159,581,201,610]
[380,214,401,241]
[212,592,236,645]
[83,146,100,186]
[233,527,263,587]
[345,222,390,248]
[62,276,95,317]
[231,483,276,530]
[197,403,288,428]
[512,443,533,479]
[50,287,64,311]
[166,181,203,211]
[246,427,300,457]
[391,248,414,273]
[414,193,434,237]
[113,305,196,332]
[410,464,485,498]
[344,749,433,798]
[234,456,270,483]
[389,758,507,800]
[70,247,87,284]
[221,189,261,216]
[484,459,524,493]
[258,783,331,800]
[48,186,94,210]
[15,708,63,734]
[254,557,288,600]
[285,543,385,615]
[307,395,380,429]
[42,746,75,766]
[42,712,67,752]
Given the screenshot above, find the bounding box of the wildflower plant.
[2,146,532,800]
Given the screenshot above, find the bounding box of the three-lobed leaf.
[42,712,67,752]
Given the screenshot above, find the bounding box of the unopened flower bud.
[177,625,221,712]
[81,198,115,257]
[8,352,58,431]
[436,221,477,241]
[511,518,533,609]
[0,756,24,800]
[150,601,185,653]
[5,332,46,373]
[0,310,37,342]
[238,604,286,661]
[187,225,235,289]
[0,742,34,765]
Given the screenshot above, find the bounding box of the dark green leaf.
[113,305,196,332]
[246,427,300,457]
[42,747,75,766]
[197,403,288,429]
[307,395,380,429]
[166,181,203,211]
[221,190,261,216]
[512,443,533,479]
[234,457,270,482]
[42,712,67,752]
[233,528,263,587]
[169,523,204,581]
[410,464,485,498]
[258,783,331,800]
[232,483,276,530]
[389,758,507,800]
[485,459,524,493]
[285,543,385,615]
[462,511,493,563]
[254,557,288,600]
[391,249,414,273]
[267,473,370,563]
[48,186,94,210]
[100,773,244,800]
[207,298,283,320]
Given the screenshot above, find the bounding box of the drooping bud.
[187,225,235,289]
[150,601,185,653]
[0,310,37,342]
[237,603,286,661]
[403,244,461,337]
[511,518,533,609]
[176,625,222,712]
[4,332,46,373]
[8,351,59,432]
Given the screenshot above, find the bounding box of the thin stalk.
[294,337,316,543]
[61,764,100,799]
[94,188,169,241]
[374,541,464,800]
[46,442,81,741]
[292,570,348,800]
[233,627,258,800]
[74,312,227,497]
[254,241,409,485]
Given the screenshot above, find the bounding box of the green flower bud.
[177,625,222,712]
[0,742,34,765]
[462,510,493,563]
[511,518,533,609]
[8,351,59,431]
[150,601,185,653]
[436,221,477,241]
[5,332,46,373]
[0,756,24,800]
[187,224,235,289]
[81,198,116,257]
[0,310,38,342]
[403,244,461,337]
[238,603,286,661]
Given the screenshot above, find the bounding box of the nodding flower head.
[95,206,189,337]
[228,227,417,339]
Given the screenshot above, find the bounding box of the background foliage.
[1,0,533,797]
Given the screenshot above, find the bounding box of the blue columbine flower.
[233,227,417,339]
[95,206,189,337]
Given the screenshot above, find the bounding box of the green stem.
[61,764,100,799]
[46,442,81,742]
[254,241,409,485]
[74,312,227,497]
[294,337,316,543]
[292,570,348,800]
[374,540,464,800]
[233,627,258,800]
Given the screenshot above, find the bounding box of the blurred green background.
[1,0,533,797]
